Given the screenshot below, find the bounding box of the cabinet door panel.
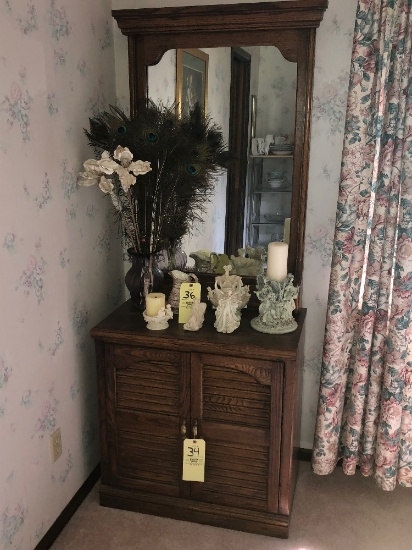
[109,345,190,497]
[197,440,270,510]
[117,426,181,496]
[191,354,283,513]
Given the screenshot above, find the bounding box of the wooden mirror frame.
[112,0,328,289]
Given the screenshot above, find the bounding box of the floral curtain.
[312,0,412,490]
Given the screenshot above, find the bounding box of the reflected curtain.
[312,0,412,490]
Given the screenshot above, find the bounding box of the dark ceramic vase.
[125,249,164,310]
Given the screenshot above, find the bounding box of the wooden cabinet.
[91,300,306,538]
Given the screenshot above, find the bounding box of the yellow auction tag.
[183,438,206,482]
[178,282,201,324]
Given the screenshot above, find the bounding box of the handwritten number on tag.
[182,438,205,482]
[178,282,201,323]
[187,446,200,456]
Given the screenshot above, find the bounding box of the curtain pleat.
[312,0,412,490]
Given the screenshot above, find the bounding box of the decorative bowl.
[270,149,293,156]
[267,178,285,189]
[269,145,294,156]
[267,170,283,178]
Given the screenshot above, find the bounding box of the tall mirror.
[112,0,328,288]
[147,45,296,256]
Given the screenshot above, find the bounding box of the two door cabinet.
[90,300,306,538]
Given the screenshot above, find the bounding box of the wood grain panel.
[190,354,276,512]
[202,359,272,430]
[199,441,269,511]
[114,345,180,416]
[100,483,291,538]
[118,423,180,483]
[112,346,187,497]
[113,346,180,365]
[201,355,274,385]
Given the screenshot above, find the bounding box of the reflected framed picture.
[176,48,209,118]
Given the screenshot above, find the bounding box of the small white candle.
[145,293,165,317]
[267,242,288,282]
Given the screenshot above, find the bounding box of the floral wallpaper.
[113,0,358,449]
[0,1,123,548]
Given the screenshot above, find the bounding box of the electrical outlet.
[50,428,62,463]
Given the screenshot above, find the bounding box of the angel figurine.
[213,289,242,333]
[207,265,251,333]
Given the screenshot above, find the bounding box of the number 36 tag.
[183,438,206,482]
[178,282,201,324]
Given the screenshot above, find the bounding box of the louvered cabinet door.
[106,345,190,498]
[190,353,284,513]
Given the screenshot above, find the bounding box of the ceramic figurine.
[214,289,242,333]
[264,134,274,155]
[143,305,173,330]
[230,255,263,276]
[183,298,207,331]
[167,270,198,313]
[210,252,231,274]
[251,272,299,334]
[256,137,265,155]
[207,265,250,309]
[189,250,214,272]
[241,245,267,262]
[207,265,251,333]
[230,245,266,276]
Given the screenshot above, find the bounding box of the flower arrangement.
[79,145,152,253]
[78,100,227,258]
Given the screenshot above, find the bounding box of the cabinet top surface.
[91,301,306,361]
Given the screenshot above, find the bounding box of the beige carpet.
[51,462,411,550]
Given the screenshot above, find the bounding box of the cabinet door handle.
[180,420,187,439]
[192,419,198,439]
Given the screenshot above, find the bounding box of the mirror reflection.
[147,45,297,268]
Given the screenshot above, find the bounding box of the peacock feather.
[83,99,228,255]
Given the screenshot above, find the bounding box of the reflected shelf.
[250,154,293,158]
[254,188,292,193]
[251,239,284,248]
[252,218,286,225]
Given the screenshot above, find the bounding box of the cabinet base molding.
[100,484,289,538]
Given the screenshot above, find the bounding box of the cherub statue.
[183,298,207,331]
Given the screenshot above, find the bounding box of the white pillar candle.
[283,217,291,245]
[145,293,166,317]
[267,242,288,282]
